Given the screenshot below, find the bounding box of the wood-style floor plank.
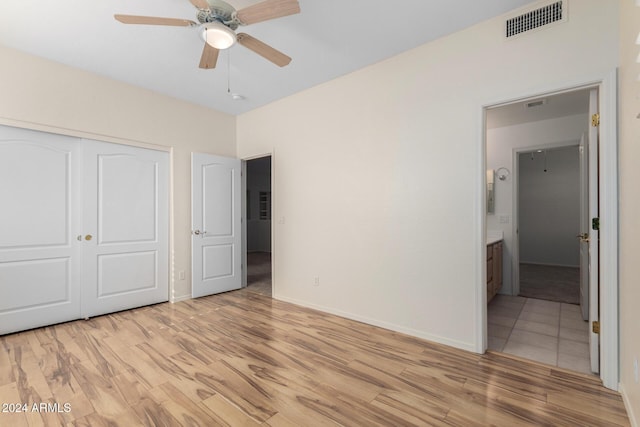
[0,288,631,426]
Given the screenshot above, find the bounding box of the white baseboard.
[619,382,639,427]
[171,293,192,303]
[274,294,476,353]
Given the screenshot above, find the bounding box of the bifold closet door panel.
[0,125,169,334]
[81,140,169,318]
[0,126,82,334]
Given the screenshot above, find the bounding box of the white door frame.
[477,70,619,390]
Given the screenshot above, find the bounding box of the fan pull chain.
[225,50,244,101]
[227,50,231,95]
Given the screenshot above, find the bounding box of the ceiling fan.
[114,0,300,69]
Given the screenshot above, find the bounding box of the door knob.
[84,234,93,241]
[576,233,590,242]
[193,230,207,236]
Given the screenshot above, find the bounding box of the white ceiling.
[0,0,538,116]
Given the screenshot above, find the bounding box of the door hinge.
[592,217,600,231]
[592,320,600,334]
[591,113,600,127]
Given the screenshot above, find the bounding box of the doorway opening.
[484,87,597,376]
[517,144,582,305]
[244,155,272,297]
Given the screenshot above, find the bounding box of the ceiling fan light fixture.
[203,22,236,49]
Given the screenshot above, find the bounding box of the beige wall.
[619,1,640,424]
[237,0,619,351]
[0,44,236,300]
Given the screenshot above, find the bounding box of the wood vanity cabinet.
[487,241,503,303]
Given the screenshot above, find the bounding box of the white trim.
[512,153,520,297]
[0,117,171,153]
[476,108,488,353]
[171,294,192,303]
[168,146,176,302]
[278,295,477,353]
[271,149,276,297]
[478,71,619,391]
[619,383,639,427]
[241,160,248,288]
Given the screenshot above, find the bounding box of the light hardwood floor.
[0,288,630,426]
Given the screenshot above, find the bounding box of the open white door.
[587,89,600,374]
[82,140,169,317]
[192,153,241,298]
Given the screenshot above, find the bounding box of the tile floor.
[488,294,594,375]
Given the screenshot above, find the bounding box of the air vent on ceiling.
[505,1,565,39]
[526,99,547,108]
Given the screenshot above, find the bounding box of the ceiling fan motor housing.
[197,1,239,29]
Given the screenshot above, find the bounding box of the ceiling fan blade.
[189,0,210,10]
[199,43,219,69]
[237,33,291,67]
[236,0,300,25]
[114,14,197,27]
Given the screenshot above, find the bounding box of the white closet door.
[0,127,81,334]
[81,140,169,317]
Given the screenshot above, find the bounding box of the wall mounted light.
[496,167,510,181]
